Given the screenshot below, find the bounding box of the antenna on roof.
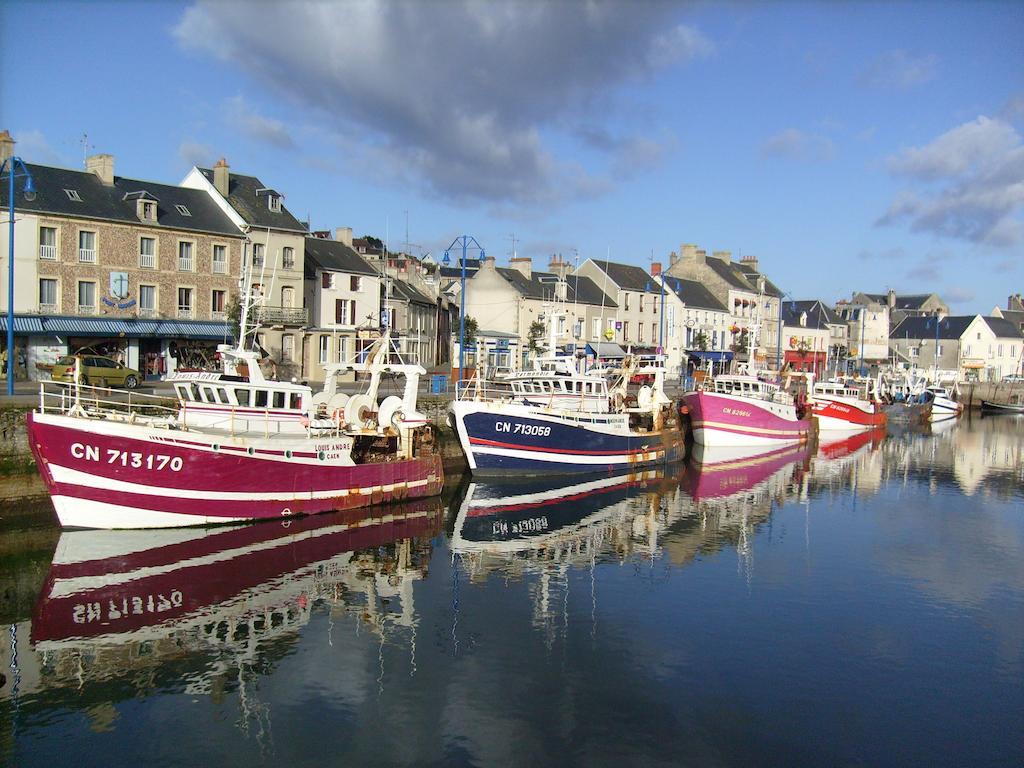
[80,133,94,168]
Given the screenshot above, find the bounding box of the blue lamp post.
[1,156,36,396]
[442,235,485,385]
[774,295,797,371]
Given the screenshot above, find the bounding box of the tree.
[527,320,545,354]
[730,328,750,354]
[226,293,242,341]
[693,331,710,351]
[461,315,479,347]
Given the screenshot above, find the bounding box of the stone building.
[890,314,1023,381]
[182,159,308,376]
[0,133,242,379]
[663,245,782,366]
[854,290,949,328]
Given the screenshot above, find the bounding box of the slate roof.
[589,260,660,293]
[736,264,783,298]
[862,293,937,310]
[389,278,435,306]
[440,264,480,279]
[0,164,242,237]
[997,309,1024,330]
[198,167,306,233]
[783,299,839,327]
[891,315,977,341]
[662,277,727,312]
[304,237,379,277]
[496,268,617,307]
[983,316,1024,339]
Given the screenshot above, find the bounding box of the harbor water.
[1,415,1022,767]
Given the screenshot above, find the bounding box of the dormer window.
[65,189,82,202]
[175,204,192,217]
[268,195,281,212]
[140,200,156,221]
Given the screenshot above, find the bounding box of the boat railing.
[454,378,516,403]
[38,381,179,423]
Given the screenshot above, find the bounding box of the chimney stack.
[681,244,704,265]
[739,254,758,271]
[713,250,733,263]
[548,253,571,279]
[87,153,115,186]
[0,130,14,164]
[213,157,230,197]
[509,256,532,279]
[669,250,678,265]
[1009,294,1024,311]
[887,289,896,309]
[651,262,661,277]
[336,226,353,246]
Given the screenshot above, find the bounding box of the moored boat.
[27,332,443,529]
[682,374,813,447]
[811,378,887,431]
[450,305,684,475]
[980,395,1024,414]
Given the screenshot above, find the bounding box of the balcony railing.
[140,253,157,269]
[212,260,228,274]
[256,305,308,326]
[139,307,157,318]
[39,245,57,261]
[178,256,194,272]
[39,303,58,314]
[211,310,226,321]
[79,248,96,263]
[177,307,195,319]
[78,304,97,315]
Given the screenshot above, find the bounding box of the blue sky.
[2,1,1022,312]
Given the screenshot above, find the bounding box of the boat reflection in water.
[22,497,443,716]
[685,442,812,502]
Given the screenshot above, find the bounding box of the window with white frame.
[282,334,295,362]
[212,244,227,274]
[268,195,281,213]
[77,281,96,313]
[253,243,265,268]
[319,335,329,364]
[337,335,348,362]
[39,227,57,260]
[281,286,295,308]
[140,237,156,268]
[39,279,57,311]
[638,323,644,343]
[177,287,194,318]
[178,241,194,271]
[936,343,943,356]
[139,285,156,316]
[592,317,600,339]
[282,246,295,270]
[78,231,96,263]
[211,290,226,318]
[910,346,919,358]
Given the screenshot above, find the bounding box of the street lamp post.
[858,307,866,376]
[442,235,485,385]
[1,156,36,396]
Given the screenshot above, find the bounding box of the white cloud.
[859,50,937,89]
[13,129,66,165]
[760,128,834,163]
[878,116,1024,247]
[174,1,706,206]
[225,95,295,149]
[178,140,213,168]
[944,286,976,304]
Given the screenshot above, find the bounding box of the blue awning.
[687,350,733,362]
[0,315,232,341]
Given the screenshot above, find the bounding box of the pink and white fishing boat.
[811,379,887,431]
[682,374,813,447]
[27,332,442,529]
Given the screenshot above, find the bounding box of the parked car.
[51,355,140,389]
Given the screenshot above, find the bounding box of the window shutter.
[350,275,359,291]
[349,301,356,325]
[335,299,343,324]
[322,273,330,289]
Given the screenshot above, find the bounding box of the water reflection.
[2,418,1023,767]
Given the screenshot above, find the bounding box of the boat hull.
[811,397,886,431]
[980,400,1024,414]
[683,390,812,447]
[450,402,684,476]
[27,411,443,529]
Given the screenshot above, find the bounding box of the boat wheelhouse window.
[236,389,250,406]
[190,383,201,401]
[273,392,286,409]
[255,390,268,408]
[289,393,302,409]
[174,384,189,400]
[216,388,229,403]
[201,386,216,402]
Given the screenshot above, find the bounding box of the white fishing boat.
[811,378,887,431]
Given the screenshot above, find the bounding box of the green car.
[51,355,141,389]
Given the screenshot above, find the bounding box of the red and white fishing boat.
[26,331,442,529]
[682,374,813,447]
[811,379,887,431]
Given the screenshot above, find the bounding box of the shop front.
[0,315,233,381]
